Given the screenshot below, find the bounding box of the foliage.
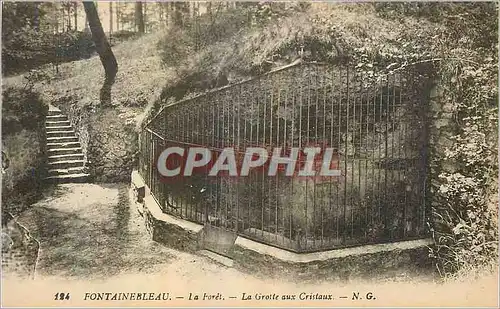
[371,2,499,279]
[154,3,415,114]
[1,87,48,135]
[2,87,49,216]
[429,60,498,279]
[2,27,95,75]
[2,2,95,75]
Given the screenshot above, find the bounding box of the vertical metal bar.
[274,73,280,244]
[343,65,349,245]
[363,73,369,241]
[248,81,255,237]
[236,84,241,232]
[386,75,391,238]
[281,72,288,246]
[189,105,194,221]
[199,98,205,223]
[152,136,156,203]
[260,76,266,239]
[148,130,153,195]
[358,70,364,242]
[351,70,357,240]
[218,91,223,227]
[410,69,423,236]
[420,69,428,237]
[313,65,320,249]
[396,71,405,238]
[336,65,342,243]
[402,72,409,237]
[321,66,328,248]
[390,72,397,237]
[180,107,186,218]
[329,65,336,247]
[289,69,296,242]
[376,74,383,239]
[223,89,228,229]
[268,74,274,241]
[162,109,169,211]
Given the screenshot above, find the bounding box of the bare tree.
[109,2,113,41]
[173,2,189,27]
[73,2,77,30]
[143,2,148,32]
[67,3,71,30]
[158,2,164,25]
[135,2,145,33]
[82,1,118,106]
[116,3,120,31]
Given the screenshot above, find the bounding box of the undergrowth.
[2,87,49,216]
[371,3,499,280]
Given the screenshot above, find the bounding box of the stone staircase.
[45,107,89,183]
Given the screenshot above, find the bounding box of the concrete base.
[130,170,435,282]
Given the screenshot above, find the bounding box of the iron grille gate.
[139,62,430,253]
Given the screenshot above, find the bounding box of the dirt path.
[4,183,497,308]
[14,183,279,282]
[14,183,200,280]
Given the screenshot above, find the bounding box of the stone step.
[48,159,85,169]
[45,173,89,184]
[46,115,67,121]
[48,167,86,176]
[45,110,89,184]
[48,154,84,163]
[47,136,79,143]
[46,125,73,132]
[47,141,81,149]
[47,147,83,156]
[48,110,62,116]
[46,130,76,138]
[46,120,71,127]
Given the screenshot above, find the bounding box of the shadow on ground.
[17,183,175,280]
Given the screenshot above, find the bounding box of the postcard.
[2,1,498,308]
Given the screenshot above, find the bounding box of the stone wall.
[87,109,138,183]
[59,102,92,166]
[231,241,434,284]
[59,102,139,183]
[427,81,457,233]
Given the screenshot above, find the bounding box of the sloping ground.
[3,30,169,127]
[154,4,441,108]
[3,31,171,182]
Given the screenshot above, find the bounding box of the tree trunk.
[166,2,172,26]
[135,2,144,33]
[61,5,65,32]
[109,2,113,42]
[158,2,163,25]
[207,2,212,22]
[73,2,78,30]
[83,1,118,106]
[143,2,148,33]
[67,5,72,31]
[33,3,39,32]
[116,3,120,31]
[173,2,187,27]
